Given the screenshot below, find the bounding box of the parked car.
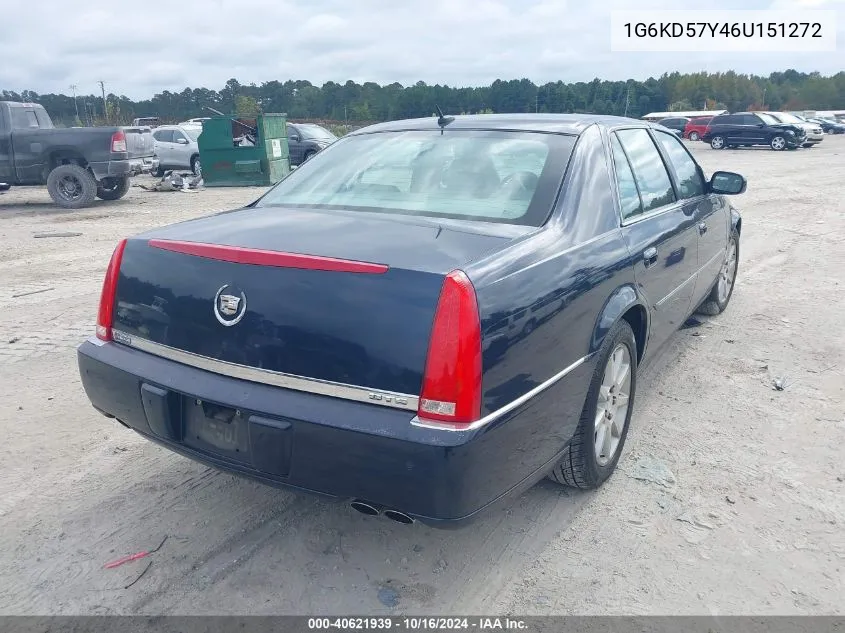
[151,124,202,176]
[77,114,746,527]
[179,117,210,126]
[683,116,714,141]
[286,123,337,165]
[0,101,157,208]
[765,112,823,147]
[656,117,690,136]
[702,111,806,150]
[132,117,160,128]
[807,117,845,134]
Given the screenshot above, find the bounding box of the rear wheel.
[710,135,725,149]
[191,155,202,176]
[46,163,97,209]
[548,319,637,489]
[770,135,787,151]
[96,176,130,201]
[688,131,700,141]
[697,229,739,316]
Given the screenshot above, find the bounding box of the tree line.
[2,69,843,127]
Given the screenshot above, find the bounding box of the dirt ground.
[0,139,843,616]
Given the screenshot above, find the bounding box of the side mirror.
[710,171,747,195]
[289,135,300,143]
[175,137,189,144]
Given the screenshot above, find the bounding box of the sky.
[0,0,841,99]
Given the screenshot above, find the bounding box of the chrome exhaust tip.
[350,500,381,516]
[383,509,415,525]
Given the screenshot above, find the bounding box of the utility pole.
[98,80,107,123]
[70,84,80,123]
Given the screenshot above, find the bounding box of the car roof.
[349,113,656,136]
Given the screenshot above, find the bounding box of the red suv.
[684,116,714,141]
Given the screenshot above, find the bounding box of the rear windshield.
[256,129,576,226]
[10,106,53,129]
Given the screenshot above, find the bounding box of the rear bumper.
[77,339,571,527]
[89,157,157,180]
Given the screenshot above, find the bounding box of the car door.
[610,128,699,352]
[170,129,193,169]
[287,124,304,164]
[152,128,174,166]
[653,129,727,308]
[0,107,13,184]
[738,113,765,144]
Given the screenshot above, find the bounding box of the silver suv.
[151,124,203,175]
[765,112,823,147]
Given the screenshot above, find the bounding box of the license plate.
[184,401,249,459]
[195,417,239,451]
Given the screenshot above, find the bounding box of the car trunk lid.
[111,206,528,397]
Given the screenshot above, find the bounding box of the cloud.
[0,0,841,99]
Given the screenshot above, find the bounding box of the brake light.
[418,270,482,427]
[111,130,127,153]
[96,239,128,341]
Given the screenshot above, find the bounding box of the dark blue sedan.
[77,114,746,528]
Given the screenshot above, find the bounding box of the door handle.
[698,222,708,235]
[643,247,658,268]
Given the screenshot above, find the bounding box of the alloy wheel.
[595,344,632,466]
[717,238,738,303]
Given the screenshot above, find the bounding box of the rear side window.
[712,115,732,125]
[654,131,705,199]
[10,108,39,129]
[610,135,643,220]
[616,129,676,213]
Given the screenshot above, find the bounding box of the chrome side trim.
[410,353,594,432]
[110,330,419,412]
[655,248,724,309]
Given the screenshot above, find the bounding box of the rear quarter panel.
[462,124,637,483]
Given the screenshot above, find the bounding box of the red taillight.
[111,130,127,153]
[96,239,128,341]
[418,270,482,427]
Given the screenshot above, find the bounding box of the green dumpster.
[197,113,291,187]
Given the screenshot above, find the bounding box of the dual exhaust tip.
[350,500,415,525]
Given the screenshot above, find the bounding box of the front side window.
[256,129,576,226]
[153,129,174,142]
[654,131,705,199]
[616,129,676,213]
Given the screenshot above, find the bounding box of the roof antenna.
[435,104,454,134]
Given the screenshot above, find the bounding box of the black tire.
[191,155,202,176]
[0,183,10,192]
[46,163,97,209]
[688,131,700,141]
[770,135,787,151]
[548,319,637,489]
[96,176,130,201]
[303,150,316,162]
[152,165,164,177]
[802,143,813,148]
[697,228,740,316]
[710,135,725,149]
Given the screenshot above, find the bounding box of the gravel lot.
[1,139,843,615]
